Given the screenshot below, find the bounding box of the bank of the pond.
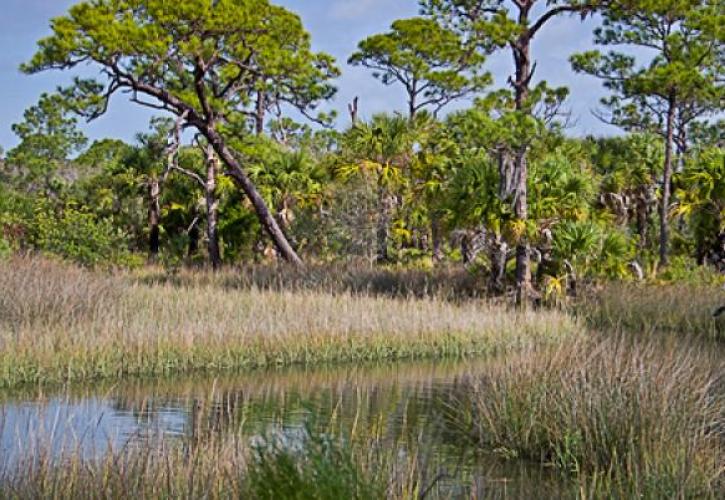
[578,282,725,341]
[0,258,578,389]
[446,334,725,498]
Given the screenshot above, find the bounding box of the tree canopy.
[349,17,490,117]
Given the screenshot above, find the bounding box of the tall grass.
[0,430,417,499]
[0,257,578,389]
[0,408,577,499]
[138,263,486,301]
[447,335,725,498]
[0,257,122,329]
[579,282,725,340]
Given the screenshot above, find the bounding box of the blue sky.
[0,0,620,150]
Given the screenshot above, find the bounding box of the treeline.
[0,0,722,302]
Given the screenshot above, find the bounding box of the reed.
[0,257,578,389]
[578,282,725,340]
[447,335,725,498]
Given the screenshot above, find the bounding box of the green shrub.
[0,237,11,259]
[27,201,133,267]
[245,429,384,500]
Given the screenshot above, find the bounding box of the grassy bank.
[578,283,725,341]
[447,335,725,498]
[0,257,577,389]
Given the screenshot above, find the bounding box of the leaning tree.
[23,0,340,265]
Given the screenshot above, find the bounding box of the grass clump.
[245,430,385,500]
[0,257,578,389]
[448,335,724,498]
[0,426,437,499]
[579,282,725,340]
[139,262,485,300]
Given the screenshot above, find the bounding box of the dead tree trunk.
[512,30,533,306]
[348,97,359,125]
[205,146,222,270]
[148,178,161,260]
[489,234,509,294]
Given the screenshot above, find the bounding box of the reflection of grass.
[0,257,577,389]
[448,334,725,498]
[0,403,573,499]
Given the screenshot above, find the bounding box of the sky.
[0,0,622,151]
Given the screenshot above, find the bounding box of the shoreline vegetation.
[0,257,578,390]
[0,0,721,496]
[0,256,723,498]
[0,256,722,391]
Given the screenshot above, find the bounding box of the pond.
[0,359,574,498]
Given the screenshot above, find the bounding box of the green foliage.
[23,0,339,131]
[246,429,383,500]
[350,17,489,115]
[674,146,724,263]
[1,0,719,287]
[5,93,87,194]
[570,0,723,139]
[28,201,135,267]
[0,237,11,260]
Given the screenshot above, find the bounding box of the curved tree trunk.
[203,126,303,266]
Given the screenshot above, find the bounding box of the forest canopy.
[0,0,723,302]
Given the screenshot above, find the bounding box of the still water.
[0,359,573,498]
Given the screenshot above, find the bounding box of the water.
[0,359,573,498]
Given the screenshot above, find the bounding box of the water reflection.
[0,360,574,498]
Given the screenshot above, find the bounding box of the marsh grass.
[139,262,485,300]
[0,405,469,500]
[0,257,577,389]
[448,335,725,498]
[579,282,725,340]
[0,407,576,500]
[0,257,122,329]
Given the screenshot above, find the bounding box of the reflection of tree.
[100,361,484,451]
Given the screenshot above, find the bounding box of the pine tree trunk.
[659,96,676,268]
[255,91,266,136]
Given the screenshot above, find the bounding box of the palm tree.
[247,140,327,256]
[337,113,419,263]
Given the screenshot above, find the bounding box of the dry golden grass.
[0,257,578,388]
[579,282,725,340]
